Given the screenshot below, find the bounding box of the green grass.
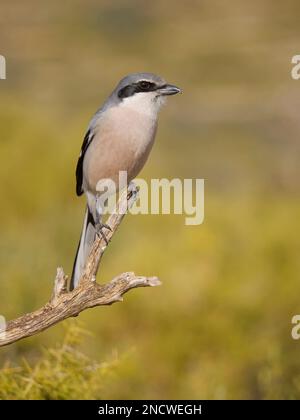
[0,324,120,400]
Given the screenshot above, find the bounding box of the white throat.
[119,92,166,119]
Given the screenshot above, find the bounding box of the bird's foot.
[95,222,112,245]
[127,182,140,207]
[128,181,139,195]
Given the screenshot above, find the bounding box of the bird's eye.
[139,81,152,90]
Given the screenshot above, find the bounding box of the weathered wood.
[0,185,160,347]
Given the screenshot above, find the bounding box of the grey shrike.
[71,72,181,289]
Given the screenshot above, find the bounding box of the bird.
[70,72,181,290]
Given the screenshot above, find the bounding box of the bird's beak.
[158,84,182,96]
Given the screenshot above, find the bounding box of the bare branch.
[0,186,160,347]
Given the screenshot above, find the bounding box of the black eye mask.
[118,81,164,99]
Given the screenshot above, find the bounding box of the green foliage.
[0,325,118,400]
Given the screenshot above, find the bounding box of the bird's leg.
[95,194,112,245]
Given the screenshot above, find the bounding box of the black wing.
[76,129,94,196]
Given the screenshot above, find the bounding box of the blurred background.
[0,0,300,399]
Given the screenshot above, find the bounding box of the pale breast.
[83,105,158,194]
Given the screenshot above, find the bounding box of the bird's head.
[111,72,181,117]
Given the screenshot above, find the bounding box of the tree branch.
[0,185,161,347]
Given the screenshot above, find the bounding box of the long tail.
[70,206,96,290]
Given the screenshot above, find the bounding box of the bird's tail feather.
[70,206,96,290]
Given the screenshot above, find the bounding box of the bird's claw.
[95,222,112,245]
[101,223,112,232]
[127,182,140,207]
[128,182,139,196]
